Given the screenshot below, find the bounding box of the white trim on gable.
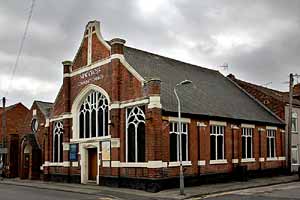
[93,21,111,50]
[64,54,145,87]
[71,21,111,73]
[111,54,145,84]
[65,58,111,78]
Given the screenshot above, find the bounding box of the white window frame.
[210,125,225,161]
[292,112,298,133]
[169,122,189,162]
[292,145,299,165]
[78,90,109,139]
[125,106,146,162]
[242,128,253,159]
[267,129,276,158]
[53,121,63,163]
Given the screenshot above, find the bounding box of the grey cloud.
[0,0,299,107]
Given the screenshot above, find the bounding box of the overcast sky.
[0,0,299,108]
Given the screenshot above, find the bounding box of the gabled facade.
[0,102,30,177]
[228,74,300,171]
[19,101,53,179]
[43,21,286,191]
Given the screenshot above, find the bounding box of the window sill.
[70,135,111,143]
[278,156,286,161]
[292,132,298,134]
[209,159,227,165]
[266,157,278,161]
[111,161,168,168]
[168,161,192,167]
[119,162,148,168]
[44,162,64,167]
[198,160,206,166]
[241,158,256,163]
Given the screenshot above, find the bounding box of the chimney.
[293,83,300,100]
[62,60,72,113]
[144,78,161,96]
[62,60,72,74]
[110,38,126,55]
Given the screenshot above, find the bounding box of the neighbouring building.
[19,101,53,180]
[228,74,300,172]
[42,21,286,191]
[0,102,30,177]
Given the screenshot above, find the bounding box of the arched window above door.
[79,90,109,139]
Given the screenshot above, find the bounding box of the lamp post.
[174,80,193,195]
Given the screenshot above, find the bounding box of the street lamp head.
[177,80,193,86]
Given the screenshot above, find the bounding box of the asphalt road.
[199,182,300,200]
[0,184,110,200]
[2,181,300,200]
[0,183,168,200]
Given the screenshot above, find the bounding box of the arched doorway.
[22,144,31,179]
[20,134,42,180]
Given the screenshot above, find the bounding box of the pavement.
[0,175,299,199]
[199,181,300,199]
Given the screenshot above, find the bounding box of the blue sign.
[69,144,78,161]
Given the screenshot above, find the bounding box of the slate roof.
[228,75,300,107]
[35,101,53,118]
[123,46,283,125]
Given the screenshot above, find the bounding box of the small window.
[169,122,188,162]
[267,129,276,158]
[210,125,225,160]
[292,112,298,133]
[31,118,39,133]
[292,146,299,165]
[242,128,253,159]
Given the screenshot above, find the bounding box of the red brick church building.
[41,21,286,191]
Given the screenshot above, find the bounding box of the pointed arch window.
[126,106,146,162]
[79,90,109,138]
[53,121,63,163]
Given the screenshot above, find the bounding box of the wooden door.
[88,148,97,181]
[23,154,30,179]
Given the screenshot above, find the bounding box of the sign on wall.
[78,67,104,86]
[69,144,78,161]
[101,141,111,161]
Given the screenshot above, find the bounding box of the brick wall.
[45,21,285,184]
[19,102,50,180]
[0,103,29,142]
